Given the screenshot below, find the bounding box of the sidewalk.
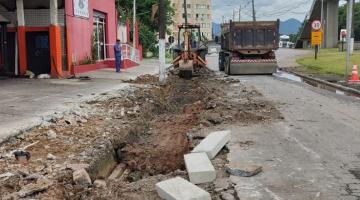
[0,59,160,143]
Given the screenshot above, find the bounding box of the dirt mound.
[127,74,159,84]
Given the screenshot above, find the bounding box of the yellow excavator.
[170,0,208,79]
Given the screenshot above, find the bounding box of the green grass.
[296,48,360,76]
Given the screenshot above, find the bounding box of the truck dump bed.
[221,20,280,51]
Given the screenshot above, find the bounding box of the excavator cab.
[171,24,208,79]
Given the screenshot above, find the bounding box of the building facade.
[0,0,141,77]
[170,0,212,41]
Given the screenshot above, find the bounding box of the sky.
[211,0,347,23]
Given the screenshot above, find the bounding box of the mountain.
[280,18,301,35]
[212,22,221,36]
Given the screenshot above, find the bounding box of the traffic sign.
[311,20,322,31]
[311,31,322,46]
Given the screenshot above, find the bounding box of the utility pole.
[233,10,235,21]
[184,0,188,24]
[239,5,241,21]
[158,0,166,84]
[252,0,256,22]
[345,0,354,80]
[321,0,324,48]
[132,0,136,60]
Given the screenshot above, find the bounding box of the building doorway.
[7,32,15,75]
[26,31,51,75]
[93,12,107,60]
[0,21,9,75]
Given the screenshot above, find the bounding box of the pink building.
[0,0,140,77]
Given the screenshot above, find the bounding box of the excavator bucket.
[179,60,194,79]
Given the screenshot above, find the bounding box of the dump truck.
[218,20,280,75]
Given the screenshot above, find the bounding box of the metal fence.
[105,43,140,63]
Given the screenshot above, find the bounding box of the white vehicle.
[279,35,290,48]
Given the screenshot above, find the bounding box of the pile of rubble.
[0,74,281,199]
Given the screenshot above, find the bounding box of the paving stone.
[156,176,211,200]
[184,153,216,184]
[192,130,231,159]
[226,163,262,177]
[73,169,92,188]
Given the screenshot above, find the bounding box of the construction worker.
[114,39,122,73]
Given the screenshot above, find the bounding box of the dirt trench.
[0,73,282,199]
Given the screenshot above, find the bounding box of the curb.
[279,68,360,97]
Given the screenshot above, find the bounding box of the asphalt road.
[207,49,360,200]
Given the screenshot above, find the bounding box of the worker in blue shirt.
[114,39,122,73]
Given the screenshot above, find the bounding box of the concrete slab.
[156,177,211,200]
[192,130,231,159]
[184,153,216,184]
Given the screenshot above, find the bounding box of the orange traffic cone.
[349,65,360,83]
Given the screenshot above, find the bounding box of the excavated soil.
[0,72,282,199]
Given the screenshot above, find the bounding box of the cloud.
[212,0,314,23]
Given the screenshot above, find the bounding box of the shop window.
[93,11,107,61]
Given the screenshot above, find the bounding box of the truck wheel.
[224,57,231,75]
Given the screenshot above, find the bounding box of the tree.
[116,0,174,56]
[339,1,360,41]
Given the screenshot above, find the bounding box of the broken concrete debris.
[93,179,107,188]
[220,191,236,200]
[72,169,92,188]
[16,168,30,177]
[184,153,216,184]
[156,177,211,200]
[214,178,231,192]
[108,164,126,180]
[18,178,52,198]
[66,163,90,171]
[192,130,231,159]
[47,153,56,160]
[47,130,57,140]
[225,163,262,177]
[0,172,15,179]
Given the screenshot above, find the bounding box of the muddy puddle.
[0,73,281,199]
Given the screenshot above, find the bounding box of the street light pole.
[132,0,136,60]
[345,0,353,80]
[320,0,324,48]
[252,0,256,22]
